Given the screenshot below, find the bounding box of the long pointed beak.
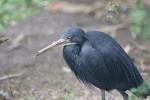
[36,38,68,56]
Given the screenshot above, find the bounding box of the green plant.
[106,1,120,22]
[129,80,150,100]
[0,0,52,31]
[129,0,150,42]
[24,96,36,100]
[61,91,75,100]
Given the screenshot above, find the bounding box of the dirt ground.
[0,0,150,100]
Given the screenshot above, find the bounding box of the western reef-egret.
[37,27,145,100]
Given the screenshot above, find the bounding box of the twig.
[8,34,24,50]
[0,72,24,81]
[0,36,8,44]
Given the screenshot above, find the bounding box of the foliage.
[106,2,120,22]
[0,90,9,100]
[129,80,150,100]
[129,0,150,42]
[0,0,52,31]
[60,92,75,100]
[24,96,36,100]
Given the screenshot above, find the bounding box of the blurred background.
[0,0,150,100]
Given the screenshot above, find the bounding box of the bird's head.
[36,27,85,56]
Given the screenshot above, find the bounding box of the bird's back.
[85,31,143,91]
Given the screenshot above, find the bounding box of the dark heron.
[37,27,144,100]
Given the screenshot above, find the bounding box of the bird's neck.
[63,44,81,65]
[63,44,82,78]
[63,44,81,56]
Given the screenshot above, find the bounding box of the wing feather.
[84,31,143,91]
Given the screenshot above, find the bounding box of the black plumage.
[63,28,143,92]
[37,27,145,100]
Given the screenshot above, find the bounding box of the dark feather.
[63,31,143,91]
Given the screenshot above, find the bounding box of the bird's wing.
[99,42,143,90]
[80,41,112,89]
[84,31,143,90]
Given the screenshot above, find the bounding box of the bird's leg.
[120,91,128,100]
[101,90,106,100]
